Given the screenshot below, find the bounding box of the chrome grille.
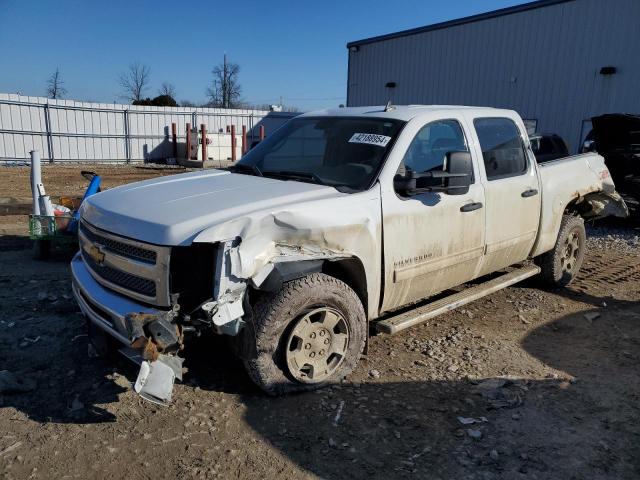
[83,253,156,297]
[78,220,171,306]
[79,222,156,264]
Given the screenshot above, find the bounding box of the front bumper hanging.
[71,252,184,405]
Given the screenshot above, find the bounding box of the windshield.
[233,116,405,192]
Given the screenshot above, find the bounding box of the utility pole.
[223,54,228,108]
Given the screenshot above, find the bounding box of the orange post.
[200,124,207,162]
[259,125,265,141]
[241,125,247,155]
[171,123,177,158]
[231,125,237,162]
[185,123,191,159]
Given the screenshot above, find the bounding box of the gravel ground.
[1,243,638,480]
[586,222,640,255]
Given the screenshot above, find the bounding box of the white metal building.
[346,0,640,151]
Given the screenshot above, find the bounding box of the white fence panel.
[0,94,296,163]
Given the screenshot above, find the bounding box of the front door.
[468,116,541,276]
[380,117,486,313]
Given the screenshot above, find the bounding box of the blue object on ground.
[67,174,101,234]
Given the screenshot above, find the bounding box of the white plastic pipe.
[30,150,41,215]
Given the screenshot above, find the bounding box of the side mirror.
[394,151,472,196]
[443,151,472,195]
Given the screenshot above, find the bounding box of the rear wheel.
[536,214,586,287]
[242,273,366,395]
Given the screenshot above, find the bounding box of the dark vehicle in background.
[529,133,569,163]
[583,114,640,208]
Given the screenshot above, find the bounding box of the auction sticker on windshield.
[348,133,392,147]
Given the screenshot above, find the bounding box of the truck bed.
[531,152,625,257]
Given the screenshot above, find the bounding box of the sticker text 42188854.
[348,133,392,147]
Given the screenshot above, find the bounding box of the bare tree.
[119,62,151,103]
[206,55,242,108]
[46,68,67,99]
[158,82,176,98]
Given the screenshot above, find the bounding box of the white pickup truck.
[72,105,627,397]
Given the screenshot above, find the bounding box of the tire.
[242,273,366,395]
[536,214,586,287]
[33,239,52,260]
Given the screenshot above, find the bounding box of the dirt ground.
[0,165,189,239]
[0,164,188,200]
[0,165,639,480]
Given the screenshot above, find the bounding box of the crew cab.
[71,105,627,399]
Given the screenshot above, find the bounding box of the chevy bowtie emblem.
[87,243,106,265]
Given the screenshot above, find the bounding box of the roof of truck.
[300,105,510,122]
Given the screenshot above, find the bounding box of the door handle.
[521,188,539,198]
[460,202,483,212]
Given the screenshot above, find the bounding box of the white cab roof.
[300,105,513,122]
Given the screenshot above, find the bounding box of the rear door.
[467,115,541,276]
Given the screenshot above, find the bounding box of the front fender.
[192,189,382,320]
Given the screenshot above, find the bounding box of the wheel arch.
[531,189,627,258]
[254,256,368,317]
[321,257,368,316]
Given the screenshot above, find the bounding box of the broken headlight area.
[169,243,216,313]
[169,241,248,335]
[123,240,251,404]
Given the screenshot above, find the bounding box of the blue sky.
[0,0,524,110]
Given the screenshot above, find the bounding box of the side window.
[401,119,469,175]
[474,118,528,180]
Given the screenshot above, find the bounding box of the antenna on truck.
[384,100,395,112]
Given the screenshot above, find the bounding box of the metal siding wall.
[348,0,640,151]
[0,94,293,163]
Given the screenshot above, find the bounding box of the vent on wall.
[599,66,617,75]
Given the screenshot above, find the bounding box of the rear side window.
[474,118,528,180]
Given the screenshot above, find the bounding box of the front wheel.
[242,273,366,395]
[535,214,586,287]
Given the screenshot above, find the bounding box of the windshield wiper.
[230,163,263,177]
[262,170,325,185]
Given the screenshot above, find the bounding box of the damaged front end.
[122,240,248,405]
[202,239,248,336]
[120,235,359,404]
[124,308,184,405]
[74,189,378,405]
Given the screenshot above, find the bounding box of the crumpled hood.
[80,169,343,245]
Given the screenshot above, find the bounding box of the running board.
[375,264,541,335]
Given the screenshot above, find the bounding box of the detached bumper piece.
[124,311,185,406]
[134,355,183,406]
